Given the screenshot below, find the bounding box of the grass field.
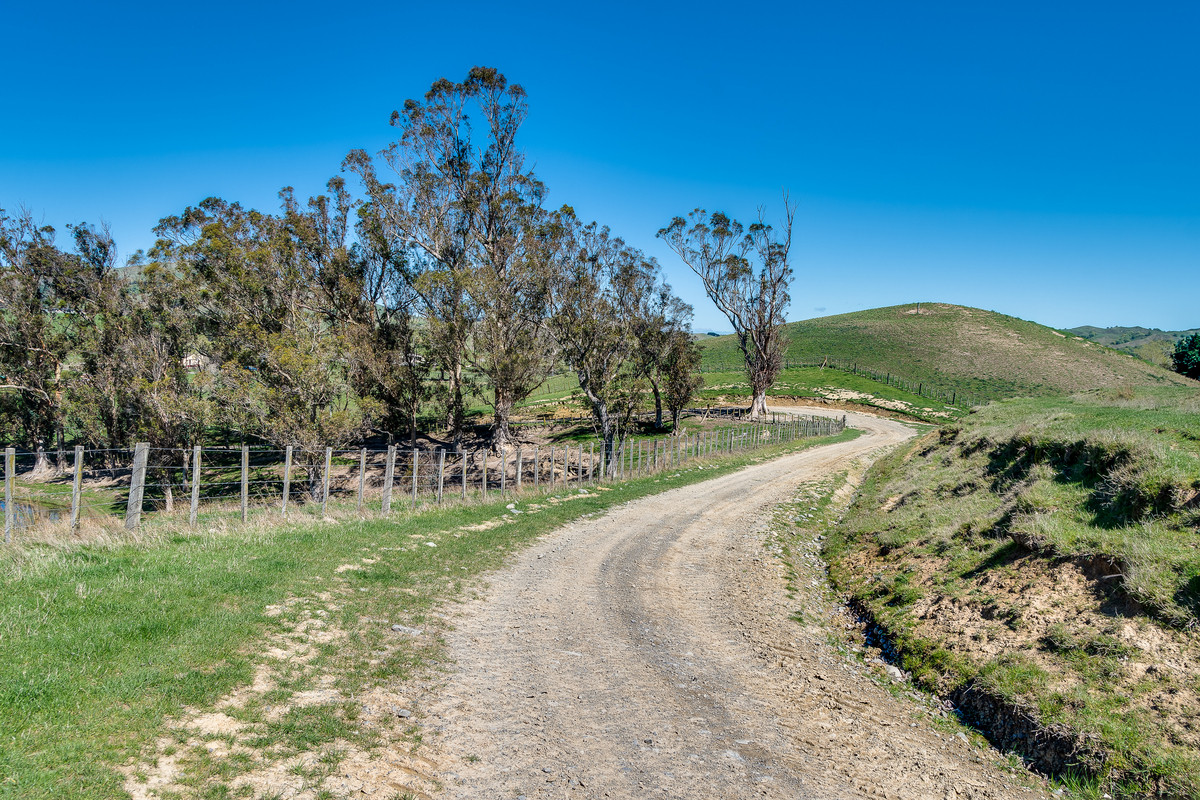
[696,366,962,421]
[698,304,1192,401]
[0,428,857,799]
[825,385,1200,797]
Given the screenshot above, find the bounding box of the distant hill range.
[1067,325,1200,368]
[698,303,1193,401]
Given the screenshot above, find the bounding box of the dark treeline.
[0,68,700,486]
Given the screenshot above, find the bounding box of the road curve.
[416,409,1044,799]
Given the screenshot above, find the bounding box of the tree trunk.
[446,362,465,446]
[748,363,772,418]
[671,408,681,431]
[306,461,322,501]
[55,426,67,475]
[650,377,664,430]
[32,443,51,476]
[492,389,514,450]
[749,391,769,418]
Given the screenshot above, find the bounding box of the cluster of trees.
[1172,333,1200,380]
[1,68,705,483]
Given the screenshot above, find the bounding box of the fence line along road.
[1,413,846,538]
[697,355,982,409]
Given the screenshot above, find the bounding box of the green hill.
[699,303,1193,401]
[1069,324,1200,368]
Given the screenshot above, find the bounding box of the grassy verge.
[0,428,859,799]
[825,386,1200,798]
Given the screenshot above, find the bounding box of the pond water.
[0,499,64,530]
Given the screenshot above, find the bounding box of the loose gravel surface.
[406,410,1052,800]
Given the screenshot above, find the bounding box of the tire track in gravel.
[409,409,1052,800]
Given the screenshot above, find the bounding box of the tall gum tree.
[658,201,795,418]
[345,66,551,449]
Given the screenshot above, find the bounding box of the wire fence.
[698,355,984,409]
[1,411,846,540]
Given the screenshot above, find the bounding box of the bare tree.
[657,200,795,417]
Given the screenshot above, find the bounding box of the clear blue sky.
[4,1,1197,333]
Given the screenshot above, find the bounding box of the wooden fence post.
[588,443,594,484]
[500,447,507,497]
[357,447,367,512]
[548,446,555,488]
[481,449,488,498]
[241,445,249,523]
[125,442,149,531]
[382,444,395,514]
[4,447,14,543]
[282,445,293,515]
[321,446,332,516]
[70,445,84,530]
[533,445,540,490]
[189,445,201,527]
[437,449,446,504]
[516,447,523,491]
[461,450,467,500]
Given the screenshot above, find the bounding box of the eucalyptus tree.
[0,209,104,472]
[658,201,795,418]
[345,66,553,448]
[69,245,218,500]
[541,208,661,475]
[661,330,704,431]
[634,283,695,429]
[343,200,431,447]
[153,187,379,496]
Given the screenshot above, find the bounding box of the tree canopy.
[0,67,706,484]
[1171,333,1200,380]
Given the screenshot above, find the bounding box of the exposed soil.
[348,409,1053,799]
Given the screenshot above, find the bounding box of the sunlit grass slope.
[699,303,1193,401]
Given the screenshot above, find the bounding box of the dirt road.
[411,410,1047,799]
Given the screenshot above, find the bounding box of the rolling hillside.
[699,303,1193,401]
[1069,325,1200,368]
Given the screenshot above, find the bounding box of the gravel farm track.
[358,408,1054,800]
